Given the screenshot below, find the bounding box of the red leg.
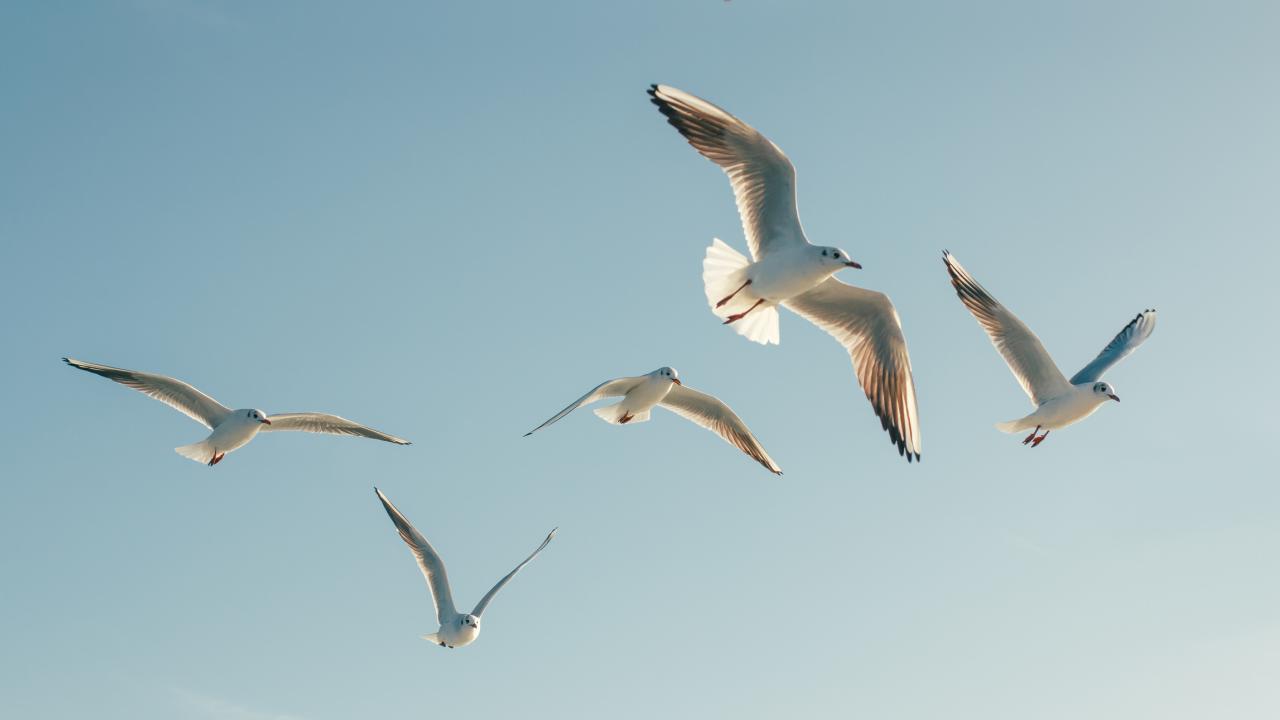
[619,412,634,424]
[715,279,752,308]
[1030,430,1050,448]
[209,451,225,466]
[1022,426,1040,445]
[724,299,765,324]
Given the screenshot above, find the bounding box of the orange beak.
[672,378,682,385]
[261,418,272,425]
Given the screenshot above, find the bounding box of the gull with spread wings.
[648,84,922,462]
[63,357,410,465]
[375,488,556,649]
[943,252,1157,447]
[525,366,782,475]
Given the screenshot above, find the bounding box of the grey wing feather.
[648,84,806,259]
[942,252,1072,406]
[374,488,456,625]
[62,357,231,429]
[782,279,923,462]
[262,413,410,444]
[471,528,557,618]
[1069,309,1157,384]
[659,384,783,474]
[524,377,639,436]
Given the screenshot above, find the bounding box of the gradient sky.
[3,1,1278,718]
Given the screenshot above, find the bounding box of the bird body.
[527,366,783,474]
[63,357,410,465]
[943,252,1156,446]
[650,83,922,461]
[375,488,555,649]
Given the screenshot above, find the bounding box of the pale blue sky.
[2,1,1278,718]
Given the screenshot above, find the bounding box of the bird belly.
[441,624,480,648]
[1030,392,1107,431]
[207,421,260,453]
[622,379,671,412]
[750,252,832,301]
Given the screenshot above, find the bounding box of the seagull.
[525,366,782,474]
[374,487,556,649]
[63,357,410,464]
[648,84,922,462]
[942,252,1157,447]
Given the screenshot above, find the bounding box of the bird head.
[816,246,861,270]
[652,366,681,385]
[245,409,272,425]
[462,614,480,629]
[1092,382,1120,402]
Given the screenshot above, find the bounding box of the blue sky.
[2,1,1278,718]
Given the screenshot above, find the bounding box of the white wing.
[659,384,782,474]
[524,377,642,436]
[1069,309,1157,385]
[63,357,231,429]
[782,279,923,462]
[375,488,456,625]
[649,84,807,259]
[943,252,1072,406]
[261,413,410,445]
[471,528,557,618]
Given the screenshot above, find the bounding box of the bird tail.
[994,418,1034,433]
[702,238,779,345]
[421,633,441,645]
[174,440,215,464]
[592,403,651,425]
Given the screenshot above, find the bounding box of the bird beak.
[1108,394,1120,402]
[672,378,682,385]
[261,418,272,424]
[845,260,862,269]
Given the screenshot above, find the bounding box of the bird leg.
[208,451,225,466]
[1022,426,1041,445]
[723,299,765,324]
[619,412,635,424]
[715,279,752,308]
[1030,430,1050,448]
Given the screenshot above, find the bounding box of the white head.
[461,613,480,629]
[240,409,272,425]
[1091,382,1120,403]
[814,246,861,270]
[652,366,681,385]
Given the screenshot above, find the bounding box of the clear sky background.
[2,1,1278,718]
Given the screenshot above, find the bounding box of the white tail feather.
[174,441,213,464]
[421,633,441,644]
[593,403,651,425]
[702,238,780,345]
[994,419,1032,433]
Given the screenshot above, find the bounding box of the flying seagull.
[63,357,410,464]
[374,487,556,649]
[648,84,922,462]
[942,252,1157,446]
[525,366,782,475]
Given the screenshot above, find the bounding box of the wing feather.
[262,413,410,444]
[648,84,806,259]
[524,377,641,436]
[470,528,557,618]
[63,357,231,429]
[942,252,1072,405]
[1069,309,1157,384]
[659,384,782,474]
[375,488,456,625]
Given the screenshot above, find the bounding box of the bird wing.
[471,528,557,618]
[374,488,456,625]
[62,357,231,429]
[648,84,807,259]
[942,252,1072,406]
[782,279,923,461]
[261,413,410,445]
[524,377,642,436]
[659,384,782,474]
[1069,309,1157,385]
